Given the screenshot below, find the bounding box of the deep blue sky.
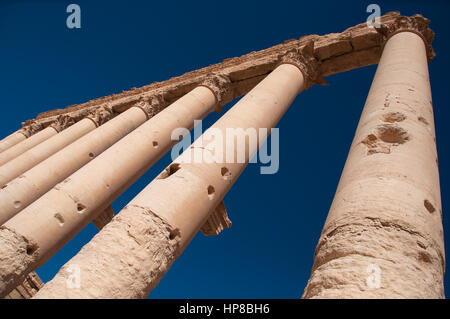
[0,0,449,298]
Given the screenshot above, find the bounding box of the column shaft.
[0,86,217,297]
[34,63,306,298]
[303,32,444,298]
[0,126,57,166]
[0,131,27,154]
[0,118,96,187]
[0,106,146,225]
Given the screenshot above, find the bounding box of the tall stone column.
[0,104,145,225]
[303,16,445,298]
[0,130,27,154]
[0,84,223,297]
[34,48,321,298]
[0,125,58,166]
[0,116,97,187]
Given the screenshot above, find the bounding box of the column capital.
[49,114,76,133]
[278,41,327,89]
[86,105,115,127]
[136,93,166,119]
[19,121,44,138]
[377,14,435,61]
[199,74,233,109]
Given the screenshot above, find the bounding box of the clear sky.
[0,0,449,298]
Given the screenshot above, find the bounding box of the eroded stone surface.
[34,205,180,299]
[0,227,38,298]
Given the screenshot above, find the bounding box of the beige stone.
[0,126,57,166]
[4,272,43,299]
[22,13,406,130]
[34,62,307,298]
[0,130,27,154]
[0,118,96,187]
[303,31,444,298]
[92,206,115,231]
[0,86,217,297]
[0,106,143,225]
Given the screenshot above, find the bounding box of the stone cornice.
[20,12,434,132]
[49,114,76,133]
[85,105,115,127]
[278,41,327,89]
[19,122,44,138]
[199,74,233,110]
[135,94,167,119]
[376,14,435,61]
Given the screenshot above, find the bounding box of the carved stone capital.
[199,74,233,108]
[377,14,435,61]
[19,121,44,138]
[49,114,76,133]
[86,105,114,127]
[278,41,327,89]
[135,93,166,119]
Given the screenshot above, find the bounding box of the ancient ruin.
[0,12,444,298]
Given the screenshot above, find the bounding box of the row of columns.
[34,61,309,298]
[0,15,444,298]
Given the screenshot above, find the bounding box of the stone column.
[4,272,43,299]
[0,84,224,297]
[34,48,320,298]
[0,116,97,187]
[303,17,445,298]
[0,130,27,154]
[0,125,58,166]
[0,104,145,225]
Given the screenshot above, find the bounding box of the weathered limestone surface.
[0,86,217,297]
[303,30,444,298]
[20,13,410,131]
[0,131,27,154]
[34,205,180,299]
[35,62,307,298]
[0,227,38,297]
[92,206,115,231]
[201,201,232,236]
[0,105,144,225]
[4,272,43,299]
[0,118,96,187]
[0,126,57,166]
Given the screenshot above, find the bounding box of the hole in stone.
[26,244,37,256]
[54,213,65,227]
[1,184,7,189]
[207,185,215,200]
[169,229,179,240]
[418,251,432,263]
[13,201,21,208]
[424,199,436,214]
[418,116,429,126]
[158,163,181,179]
[178,135,184,141]
[362,134,378,147]
[221,167,231,180]
[88,152,95,158]
[77,203,86,213]
[382,112,406,123]
[152,141,158,148]
[376,125,409,144]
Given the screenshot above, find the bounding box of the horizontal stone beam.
[21,12,431,130]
